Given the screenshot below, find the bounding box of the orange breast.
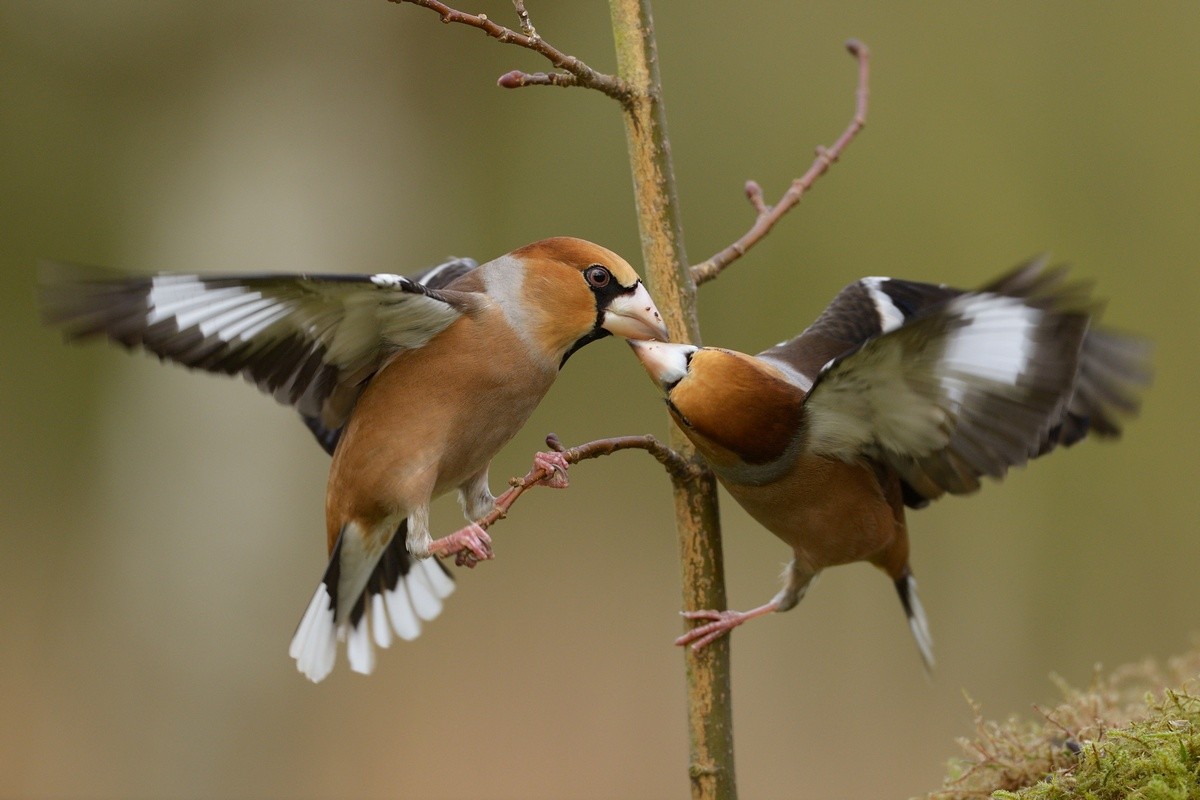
[718,454,908,575]
[323,309,557,551]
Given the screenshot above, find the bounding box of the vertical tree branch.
[607,2,736,799]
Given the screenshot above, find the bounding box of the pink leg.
[426,522,492,567]
[442,452,572,570]
[533,451,571,489]
[675,601,780,650]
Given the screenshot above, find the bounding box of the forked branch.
[690,39,871,285]
[393,0,633,103]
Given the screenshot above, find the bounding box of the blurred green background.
[3,2,1197,798]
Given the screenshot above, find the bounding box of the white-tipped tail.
[422,558,456,597]
[371,593,392,649]
[343,560,456,674]
[406,559,447,621]
[289,583,338,683]
[346,617,376,675]
[383,577,422,641]
[290,558,457,682]
[899,572,935,673]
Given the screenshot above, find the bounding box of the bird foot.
[427,522,493,569]
[675,610,749,650]
[533,450,570,489]
[675,604,777,650]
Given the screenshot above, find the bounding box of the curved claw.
[429,522,493,565]
[533,451,571,489]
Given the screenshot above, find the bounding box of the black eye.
[584,265,611,288]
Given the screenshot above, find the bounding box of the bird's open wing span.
[41,258,478,434]
[803,282,1092,499]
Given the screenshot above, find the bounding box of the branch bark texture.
[606,2,736,799]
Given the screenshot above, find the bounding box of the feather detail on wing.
[288,257,479,454]
[1038,327,1150,452]
[756,257,1148,505]
[803,270,1096,499]
[41,257,478,435]
[757,275,962,385]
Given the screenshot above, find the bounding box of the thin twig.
[497,70,581,89]
[392,0,633,103]
[511,0,537,38]
[476,432,694,533]
[450,432,693,568]
[690,39,870,286]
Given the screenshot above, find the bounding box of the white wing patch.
[146,277,315,349]
[806,293,1050,462]
[860,277,906,333]
[50,267,470,431]
[941,295,1039,391]
[370,273,406,288]
[145,276,233,325]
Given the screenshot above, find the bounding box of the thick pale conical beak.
[602,283,669,342]
[627,339,697,391]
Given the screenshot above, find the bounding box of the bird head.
[628,340,805,466]
[497,237,669,367]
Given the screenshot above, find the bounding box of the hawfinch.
[43,237,668,682]
[630,257,1147,668]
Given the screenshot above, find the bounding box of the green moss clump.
[927,648,1200,800]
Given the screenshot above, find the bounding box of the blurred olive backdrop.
[3,2,1198,799]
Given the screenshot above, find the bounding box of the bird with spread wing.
[44,237,669,682]
[630,257,1148,669]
